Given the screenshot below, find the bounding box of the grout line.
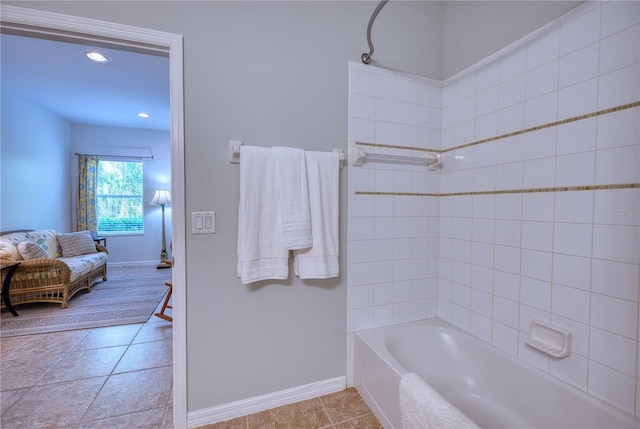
[0,387,30,418]
[335,412,377,426]
[318,395,336,427]
[27,331,93,392]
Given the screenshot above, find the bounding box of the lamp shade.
[150,189,172,206]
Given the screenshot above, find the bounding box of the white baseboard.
[187,376,346,428]
[108,261,158,267]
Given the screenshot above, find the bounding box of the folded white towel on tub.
[399,372,480,429]
[273,146,312,250]
[237,146,289,284]
[293,150,340,279]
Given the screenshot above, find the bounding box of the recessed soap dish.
[526,320,571,358]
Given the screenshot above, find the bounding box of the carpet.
[0,266,171,338]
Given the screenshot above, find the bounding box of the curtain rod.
[361,0,389,64]
[74,152,154,161]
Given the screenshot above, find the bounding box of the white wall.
[442,1,584,78]
[0,92,171,263]
[0,93,72,232]
[70,124,171,264]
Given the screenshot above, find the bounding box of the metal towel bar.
[351,145,442,170]
[228,140,345,168]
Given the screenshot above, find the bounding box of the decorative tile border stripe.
[355,101,640,155]
[354,191,440,197]
[439,183,640,198]
[445,101,640,154]
[355,183,640,198]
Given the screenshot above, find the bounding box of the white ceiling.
[1,33,170,131]
[1,1,581,133]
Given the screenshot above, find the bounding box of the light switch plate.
[192,211,216,234]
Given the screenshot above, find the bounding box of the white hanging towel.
[273,146,312,250]
[237,146,289,284]
[293,150,340,279]
[399,373,480,429]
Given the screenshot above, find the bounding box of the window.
[97,160,144,234]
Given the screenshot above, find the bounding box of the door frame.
[0,5,187,428]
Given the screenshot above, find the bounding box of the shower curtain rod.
[74,152,154,161]
[361,0,389,64]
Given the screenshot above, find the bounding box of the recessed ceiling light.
[138,112,150,118]
[86,51,111,63]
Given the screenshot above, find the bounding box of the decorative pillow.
[57,230,97,257]
[0,238,22,260]
[27,230,62,258]
[17,241,51,260]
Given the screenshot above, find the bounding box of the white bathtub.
[354,318,640,429]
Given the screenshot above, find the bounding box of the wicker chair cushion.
[17,241,51,259]
[59,256,93,281]
[58,231,97,257]
[60,253,108,281]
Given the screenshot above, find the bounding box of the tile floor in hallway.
[1,266,381,429]
[1,311,174,428]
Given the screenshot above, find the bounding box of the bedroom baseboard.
[187,376,346,428]
[108,261,158,267]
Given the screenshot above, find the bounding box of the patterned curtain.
[76,155,99,233]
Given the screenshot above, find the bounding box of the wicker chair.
[1,230,108,310]
[2,250,108,309]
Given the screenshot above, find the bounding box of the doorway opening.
[1,5,187,427]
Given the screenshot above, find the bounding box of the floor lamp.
[150,189,172,269]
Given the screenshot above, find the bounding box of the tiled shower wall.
[346,62,443,385]
[348,0,640,418]
[438,0,639,416]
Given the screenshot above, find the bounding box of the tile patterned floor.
[197,388,383,429]
[1,266,381,429]
[1,266,174,429]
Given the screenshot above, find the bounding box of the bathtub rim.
[354,317,640,429]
